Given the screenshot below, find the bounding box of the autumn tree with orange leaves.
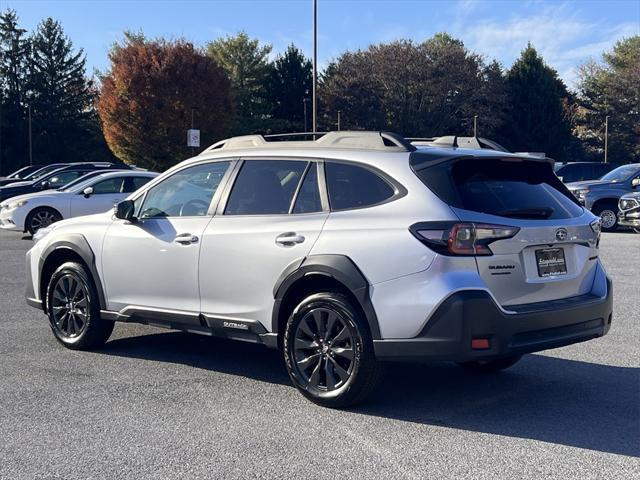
[97,33,233,170]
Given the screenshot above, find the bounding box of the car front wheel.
[283,292,379,408]
[46,261,114,350]
[26,207,61,234]
[593,204,618,232]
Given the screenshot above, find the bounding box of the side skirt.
[100,308,279,349]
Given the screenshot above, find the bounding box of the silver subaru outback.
[25,131,612,407]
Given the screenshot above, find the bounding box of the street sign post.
[187,129,200,148]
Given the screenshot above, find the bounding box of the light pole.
[191,107,195,156]
[337,110,341,131]
[473,115,478,137]
[312,0,317,135]
[0,90,3,175]
[28,105,32,166]
[604,115,609,163]
[303,92,310,133]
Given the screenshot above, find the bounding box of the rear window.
[414,157,583,220]
[326,162,395,210]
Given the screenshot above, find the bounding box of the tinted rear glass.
[326,162,395,210]
[414,157,583,220]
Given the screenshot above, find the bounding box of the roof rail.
[204,131,417,153]
[409,135,509,153]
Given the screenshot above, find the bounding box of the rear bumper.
[374,278,613,362]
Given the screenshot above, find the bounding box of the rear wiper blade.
[497,207,554,219]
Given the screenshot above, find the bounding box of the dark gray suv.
[567,163,640,231]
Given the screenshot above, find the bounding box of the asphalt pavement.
[0,229,638,479]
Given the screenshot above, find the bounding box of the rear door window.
[415,157,583,220]
[292,164,322,214]
[124,176,154,193]
[325,162,395,210]
[92,177,125,194]
[225,160,307,215]
[48,170,84,187]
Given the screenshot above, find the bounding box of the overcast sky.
[3,0,639,88]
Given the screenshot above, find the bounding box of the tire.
[457,355,522,373]
[45,261,114,350]
[283,292,379,408]
[26,207,62,234]
[593,204,618,232]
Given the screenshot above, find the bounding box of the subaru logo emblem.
[555,228,568,241]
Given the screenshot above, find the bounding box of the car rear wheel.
[457,355,522,373]
[26,207,61,234]
[283,292,379,408]
[593,204,618,232]
[46,261,114,350]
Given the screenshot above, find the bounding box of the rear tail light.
[410,222,520,256]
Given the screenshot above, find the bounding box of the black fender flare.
[39,233,107,310]
[271,254,381,339]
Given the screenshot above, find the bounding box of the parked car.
[618,191,640,233]
[566,163,640,231]
[0,164,62,187]
[0,162,131,203]
[0,164,44,182]
[554,161,616,183]
[24,131,612,407]
[0,170,156,234]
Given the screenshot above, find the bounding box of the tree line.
[0,9,637,173]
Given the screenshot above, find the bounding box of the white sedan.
[0,170,157,234]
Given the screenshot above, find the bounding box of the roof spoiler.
[408,136,509,152]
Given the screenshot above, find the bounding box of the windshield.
[7,167,28,179]
[28,166,61,181]
[600,165,640,182]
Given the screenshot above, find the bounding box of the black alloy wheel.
[46,262,114,350]
[293,307,355,391]
[50,273,89,338]
[284,292,379,408]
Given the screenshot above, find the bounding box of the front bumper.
[0,210,18,230]
[618,210,640,229]
[374,278,613,362]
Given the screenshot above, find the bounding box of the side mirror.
[114,199,136,222]
[40,180,50,189]
[83,186,94,198]
[632,178,640,188]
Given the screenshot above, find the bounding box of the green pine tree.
[0,9,30,174]
[28,18,112,164]
[504,44,573,160]
[206,32,273,134]
[268,44,312,131]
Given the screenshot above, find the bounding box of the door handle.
[174,233,199,245]
[275,232,305,246]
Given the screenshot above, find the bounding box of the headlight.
[574,189,589,202]
[620,198,639,210]
[7,199,28,209]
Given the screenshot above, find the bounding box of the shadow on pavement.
[101,331,639,458]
